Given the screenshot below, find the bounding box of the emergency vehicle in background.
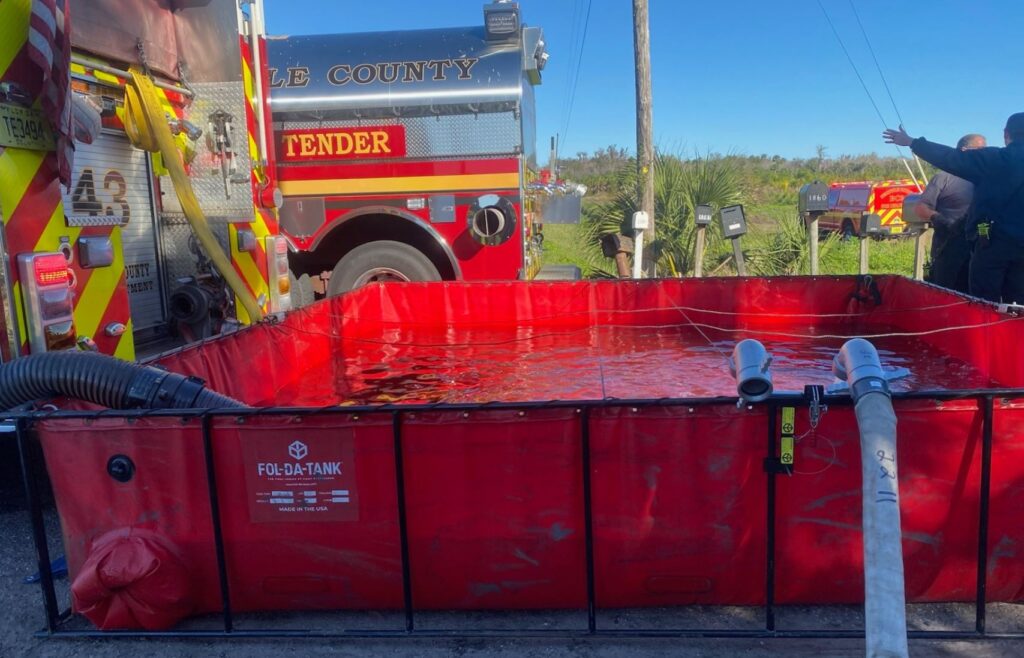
[0,0,564,363]
[818,180,922,237]
[267,2,558,296]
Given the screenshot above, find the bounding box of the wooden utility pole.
[633,0,655,277]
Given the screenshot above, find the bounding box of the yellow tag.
[781,436,795,466]
[781,407,796,436]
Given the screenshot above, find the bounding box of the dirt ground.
[2,446,1023,657]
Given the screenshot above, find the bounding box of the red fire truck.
[0,1,565,362]
[818,180,922,237]
[1,0,285,362]
[267,2,559,296]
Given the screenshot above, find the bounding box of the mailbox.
[902,193,926,226]
[799,181,830,214]
[600,233,633,258]
[859,213,883,235]
[720,205,748,239]
[695,204,714,226]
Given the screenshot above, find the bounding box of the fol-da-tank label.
[243,434,358,522]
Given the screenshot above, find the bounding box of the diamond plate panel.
[159,213,233,289]
[278,112,522,159]
[66,215,127,227]
[163,81,254,219]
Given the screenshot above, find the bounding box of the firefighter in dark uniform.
[885,113,1024,303]
[914,133,985,293]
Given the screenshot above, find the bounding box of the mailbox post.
[720,205,748,276]
[693,204,713,277]
[600,233,633,278]
[901,193,929,281]
[799,181,830,276]
[858,213,883,275]
[631,211,649,279]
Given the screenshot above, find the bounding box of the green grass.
[542,215,918,278]
[541,151,921,280]
[541,223,611,277]
[817,238,915,276]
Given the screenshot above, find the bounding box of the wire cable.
[274,309,1022,348]
[561,0,593,147]
[313,297,977,326]
[816,0,922,189]
[848,0,905,129]
[671,301,734,370]
[559,0,583,142]
[848,0,929,186]
[817,0,888,129]
[656,312,1023,341]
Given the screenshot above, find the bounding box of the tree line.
[542,147,924,278]
[555,147,929,206]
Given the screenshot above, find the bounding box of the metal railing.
[10,387,1024,640]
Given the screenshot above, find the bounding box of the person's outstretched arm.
[883,126,998,183]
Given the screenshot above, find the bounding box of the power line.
[848,0,906,128]
[848,0,928,184]
[559,0,585,143]
[815,0,922,187]
[816,0,889,129]
[561,0,592,148]
[559,0,583,141]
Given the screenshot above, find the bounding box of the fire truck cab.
[817,180,921,238]
[269,1,558,296]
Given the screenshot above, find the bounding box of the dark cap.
[1007,112,1024,138]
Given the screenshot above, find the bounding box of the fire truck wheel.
[327,241,441,295]
[289,271,315,308]
[841,220,856,241]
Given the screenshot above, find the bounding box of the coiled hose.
[123,68,264,322]
[0,352,246,411]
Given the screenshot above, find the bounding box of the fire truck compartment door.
[63,134,165,331]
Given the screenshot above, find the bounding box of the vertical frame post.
[16,418,60,632]
[975,396,994,634]
[202,413,234,632]
[392,412,415,633]
[765,404,778,632]
[580,408,597,633]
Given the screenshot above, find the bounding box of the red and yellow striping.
[70,57,184,131]
[1,0,133,359]
[869,180,920,233]
[232,35,278,323]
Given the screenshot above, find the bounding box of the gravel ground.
[3,444,1024,657]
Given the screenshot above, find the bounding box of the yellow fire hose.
[123,68,264,322]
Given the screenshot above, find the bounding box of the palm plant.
[583,152,743,276]
[744,209,842,276]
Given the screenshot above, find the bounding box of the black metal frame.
[10,387,1024,641]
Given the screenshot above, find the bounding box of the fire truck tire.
[289,271,316,308]
[328,241,441,295]
[841,220,856,241]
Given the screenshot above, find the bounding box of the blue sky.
[265,0,1024,160]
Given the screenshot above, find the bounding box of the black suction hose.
[0,352,246,411]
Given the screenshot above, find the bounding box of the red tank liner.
[35,276,1024,629]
